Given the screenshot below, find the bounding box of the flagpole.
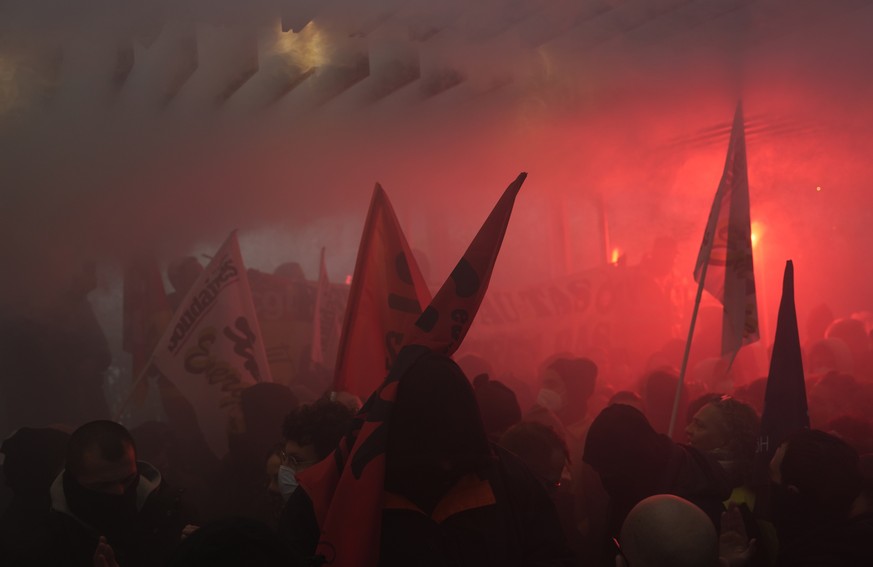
[668,253,712,437]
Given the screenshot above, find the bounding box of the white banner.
[149,231,272,455]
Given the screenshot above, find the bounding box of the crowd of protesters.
[3,264,873,566]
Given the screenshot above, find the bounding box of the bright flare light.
[611,247,621,264]
[751,221,763,248]
[273,21,328,70]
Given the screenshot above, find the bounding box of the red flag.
[297,173,527,567]
[694,103,760,360]
[123,253,173,404]
[331,184,431,398]
[404,172,527,355]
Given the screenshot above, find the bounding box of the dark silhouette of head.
[541,356,597,425]
[823,415,873,455]
[239,383,299,449]
[473,375,522,442]
[773,429,863,524]
[641,369,685,439]
[1,427,70,501]
[282,398,354,461]
[66,420,136,480]
[384,351,491,511]
[167,256,203,295]
[584,404,673,531]
[826,318,869,371]
[63,421,140,531]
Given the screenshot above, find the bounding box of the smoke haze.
[2,0,873,362]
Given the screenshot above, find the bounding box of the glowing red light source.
[816,186,822,192]
[345,275,352,285]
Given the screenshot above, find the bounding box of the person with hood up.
[583,404,731,564]
[280,348,574,567]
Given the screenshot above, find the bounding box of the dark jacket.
[776,512,873,566]
[583,404,731,555]
[46,461,190,567]
[280,448,574,567]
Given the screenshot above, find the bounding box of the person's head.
[808,371,860,427]
[63,421,140,529]
[770,429,863,524]
[277,399,354,500]
[686,396,759,459]
[1,427,70,500]
[385,350,491,487]
[473,375,522,442]
[65,420,137,495]
[282,399,354,466]
[823,415,873,455]
[685,393,725,430]
[539,356,597,424]
[805,303,835,343]
[499,421,568,495]
[732,377,767,415]
[640,369,685,439]
[826,317,870,370]
[609,390,644,413]
[237,382,298,450]
[273,262,305,280]
[806,338,853,376]
[583,404,671,520]
[455,353,494,385]
[617,495,721,567]
[167,256,203,294]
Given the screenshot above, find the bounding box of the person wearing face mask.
[276,398,355,503]
[211,382,298,525]
[530,357,598,435]
[44,420,193,567]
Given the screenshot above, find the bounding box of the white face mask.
[537,388,564,413]
[277,465,298,501]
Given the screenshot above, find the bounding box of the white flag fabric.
[148,231,272,455]
[694,103,760,359]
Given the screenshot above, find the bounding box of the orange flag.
[404,172,527,355]
[297,172,527,567]
[122,253,173,405]
[694,103,759,360]
[331,184,431,398]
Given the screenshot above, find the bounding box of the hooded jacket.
[583,404,731,539]
[46,461,189,567]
